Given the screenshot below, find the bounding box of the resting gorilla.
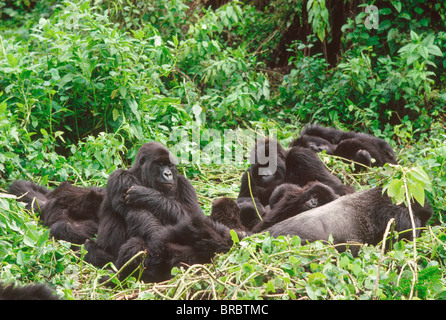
[116,215,242,282]
[266,187,432,253]
[84,142,205,272]
[290,124,397,171]
[251,181,339,232]
[235,138,287,230]
[210,197,248,232]
[237,138,287,207]
[285,146,355,196]
[210,182,339,233]
[8,180,104,245]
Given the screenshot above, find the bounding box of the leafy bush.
[0,0,445,301]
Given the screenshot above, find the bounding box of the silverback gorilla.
[266,187,432,252]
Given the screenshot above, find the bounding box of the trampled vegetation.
[0,0,445,300]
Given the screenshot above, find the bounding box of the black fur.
[290,124,397,171]
[84,142,204,274]
[8,181,104,244]
[252,181,340,232]
[113,216,240,283]
[285,146,355,196]
[0,283,59,300]
[235,197,266,230]
[210,197,248,232]
[238,138,287,207]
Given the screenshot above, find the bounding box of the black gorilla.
[237,138,287,206]
[211,182,339,234]
[8,180,104,244]
[285,146,355,196]
[290,124,397,171]
[119,215,241,282]
[235,138,287,230]
[290,133,336,154]
[235,197,265,230]
[267,187,432,252]
[84,142,204,272]
[251,181,339,232]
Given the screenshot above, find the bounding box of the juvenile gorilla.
[84,142,204,271]
[251,182,339,232]
[211,182,339,234]
[290,124,397,171]
[285,146,355,196]
[210,197,248,232]
[267,188,432,253]
[8,180,104,245]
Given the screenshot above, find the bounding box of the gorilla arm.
[124,175,203,225]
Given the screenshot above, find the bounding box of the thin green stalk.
[247,171,262,221]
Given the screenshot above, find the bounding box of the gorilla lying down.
[211,186,432,255]
[290,124,398,171]
[266,187,432,252]
[8,180,104,245]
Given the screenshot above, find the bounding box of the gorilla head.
[130,142,178,194]
[238,139,288,206]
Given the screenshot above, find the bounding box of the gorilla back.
[267,188,432,249]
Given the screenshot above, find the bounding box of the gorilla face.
[134,142,179,194]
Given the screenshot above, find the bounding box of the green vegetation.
[0,0,445,300]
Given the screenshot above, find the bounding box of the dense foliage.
[0,0,445,300]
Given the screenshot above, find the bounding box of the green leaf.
[112,108,119,121]
[386,178,405,204]
[230,229,239,244]
[408,181,425,206]
[428,44,443,57]
[408,166,432,192]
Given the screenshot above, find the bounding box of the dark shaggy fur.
[238,138,288,207]
[285,146,355,196]
[210,197,248,232]
[252,181,340,232]
[8,180,104,244]
[0,283,60,300]
[290,124,397,171]
[84,142,204,272]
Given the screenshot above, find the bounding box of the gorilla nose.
[163,169,173,182]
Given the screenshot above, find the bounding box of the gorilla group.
[212,124,430,251]
[7,125,432,285]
